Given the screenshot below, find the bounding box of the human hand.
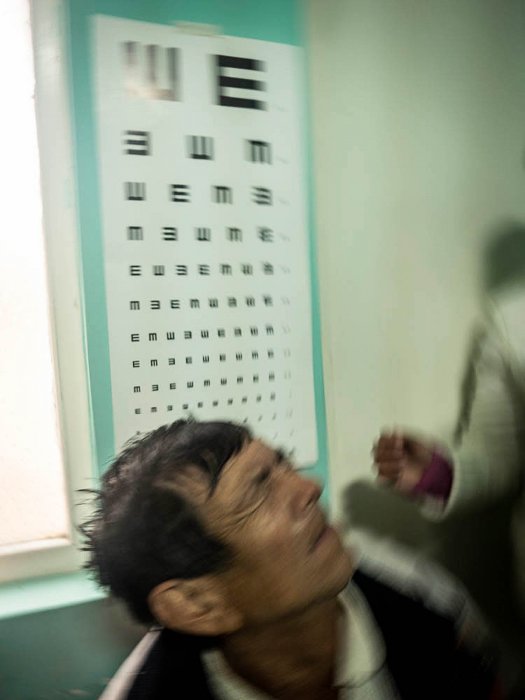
[372,431,434,494]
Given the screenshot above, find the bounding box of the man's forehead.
[223,439,275,474]
[165,439,274,499]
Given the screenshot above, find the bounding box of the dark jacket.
[121,569,497,699]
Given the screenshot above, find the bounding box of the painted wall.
[308,0,525,506]
[307,0,525,685]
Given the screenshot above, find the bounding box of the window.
[0,0,93,583]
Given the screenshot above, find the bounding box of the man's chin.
[320,550,354,600]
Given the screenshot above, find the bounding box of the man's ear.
[148,577,243,636]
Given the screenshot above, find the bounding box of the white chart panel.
[93,16,318,464]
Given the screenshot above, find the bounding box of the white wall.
[307,0,525,518]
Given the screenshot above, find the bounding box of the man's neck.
[220,598,342,700]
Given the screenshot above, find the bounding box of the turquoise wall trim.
[66,0,329,499]
[0,597,144,700]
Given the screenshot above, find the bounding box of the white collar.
[202,582,387,699]
[335,581,386,687]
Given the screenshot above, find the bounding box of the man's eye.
[275,448,286,463]
[275,448,294,469]
[254,468,271,485]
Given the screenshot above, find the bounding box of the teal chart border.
[66,0,330,502]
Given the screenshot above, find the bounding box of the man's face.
[191,440,353,626]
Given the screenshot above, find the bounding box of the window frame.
[0,0,95,585]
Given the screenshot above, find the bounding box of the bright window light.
[0,0,69,550]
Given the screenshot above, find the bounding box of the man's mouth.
[311,524,330,551]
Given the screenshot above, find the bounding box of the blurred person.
[373,223,525,616]
[373,223,525,698]
[82,419,500,700]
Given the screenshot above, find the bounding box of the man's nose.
[287,471,322,515]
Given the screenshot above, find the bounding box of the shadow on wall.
[482,219,525,296]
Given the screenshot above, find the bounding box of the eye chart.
[93,16,318,464]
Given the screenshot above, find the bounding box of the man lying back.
[83,419,500,699]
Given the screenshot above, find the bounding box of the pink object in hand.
[411,450,453,501]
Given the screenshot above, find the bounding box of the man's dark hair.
[81,419,251,624]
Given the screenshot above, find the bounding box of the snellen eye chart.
[93,16,318,464]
